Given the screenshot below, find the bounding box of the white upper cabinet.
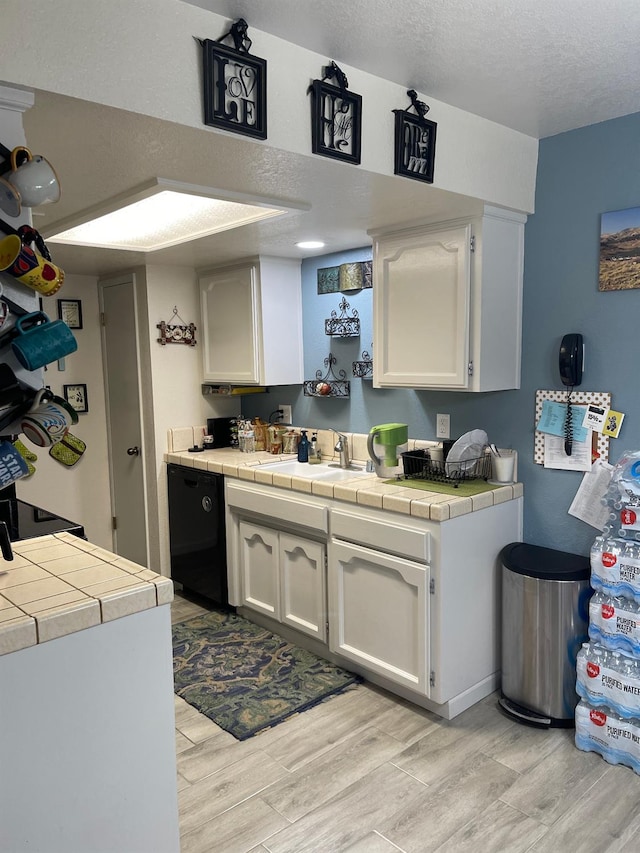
[199,256,303,386]
[372,205,526,392]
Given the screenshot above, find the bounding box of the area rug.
[172,609,361,740]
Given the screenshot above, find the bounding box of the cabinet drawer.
[227,482,328,533]
[331,508,430,563]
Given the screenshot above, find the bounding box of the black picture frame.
[393,110,437,184]
[309,80,362,165]
[202,39,267,140]
[57,298,83,329]
[63,383,88,414]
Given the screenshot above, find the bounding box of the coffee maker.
[367,423,409,478]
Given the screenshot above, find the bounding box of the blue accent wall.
[248,111,640,557]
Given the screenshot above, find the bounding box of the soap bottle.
[308,432,321,464]
[297,429,309,462]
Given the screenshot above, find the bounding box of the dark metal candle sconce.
[352,347,373,379]
[199,18,267,140]
[393,89,437,184]
[308,61,362,164]
[325,296,360,337]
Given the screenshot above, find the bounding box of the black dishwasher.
[167,464,228,605]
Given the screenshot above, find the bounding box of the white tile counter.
[0,531,173,656]
[164,445,523,522]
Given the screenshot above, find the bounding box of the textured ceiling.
[187,0,640,139]
[20,1,640,275]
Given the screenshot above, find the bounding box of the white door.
[280,533,326,641]
[99,275,148,565]
[329,539,429,693]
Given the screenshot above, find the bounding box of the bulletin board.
[534,389,611,465]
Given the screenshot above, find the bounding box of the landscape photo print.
[599,206,640,291]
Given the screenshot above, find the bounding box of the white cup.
[7,147,60,208]
[492,449,516,483]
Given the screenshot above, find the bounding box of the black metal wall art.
[200,19,267,140]
[393,89,437,184]
[308,61,361,164]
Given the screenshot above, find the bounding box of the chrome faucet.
[331,429,350,469]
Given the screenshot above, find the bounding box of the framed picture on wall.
[57,299,83,329]
[63,383,88,413]
[599,206,640,291]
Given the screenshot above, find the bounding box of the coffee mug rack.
[303,352,351,398]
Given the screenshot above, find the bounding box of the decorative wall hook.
[325,296,360,337]
[303,352,350,398]
[157,306,197,346]
[217,17,252,53]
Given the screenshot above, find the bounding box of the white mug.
[21,390,77,448]
[7,147,60,208]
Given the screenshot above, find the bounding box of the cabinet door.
[373,224,471,388]
[239,521,280,619]
[200,264,260,384]
[329,540,430,694]
[280,533,326,642]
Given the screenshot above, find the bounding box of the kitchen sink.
[257,459,373,482]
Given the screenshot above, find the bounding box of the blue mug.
[11,311,77,371]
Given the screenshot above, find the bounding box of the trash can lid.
[499,542,590,581]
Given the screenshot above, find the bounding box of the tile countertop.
[164,447,523,522]
[0,532,173,656]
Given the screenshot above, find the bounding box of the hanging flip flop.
[49,432,86,467]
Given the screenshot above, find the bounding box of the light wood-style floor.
[172,592,640,853]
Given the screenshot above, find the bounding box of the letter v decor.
[198,18,267,140]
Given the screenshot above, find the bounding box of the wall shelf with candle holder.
[352,346,373,379]
[303,352,350,398]
[325,296,360,337]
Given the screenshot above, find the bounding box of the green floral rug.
[172,609,361,740]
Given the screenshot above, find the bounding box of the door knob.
[127,446,140,456]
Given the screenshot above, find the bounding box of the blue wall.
[248,111,640,556]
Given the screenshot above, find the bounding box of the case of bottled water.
[576,450,640,774]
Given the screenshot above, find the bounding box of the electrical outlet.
[436,413,450,439]
[278,404,292,424]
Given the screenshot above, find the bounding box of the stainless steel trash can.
[499,542,591,727]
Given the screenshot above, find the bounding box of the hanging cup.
[6,146,60,208]
[0,234,64,297]
[10,311,77,371]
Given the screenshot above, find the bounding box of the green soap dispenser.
[297,429,310,462]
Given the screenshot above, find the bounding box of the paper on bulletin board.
[568,459,614,530]
[543,433,593,471]
[534,390,611,465]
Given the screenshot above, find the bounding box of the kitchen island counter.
[0,530,173,656]
[0,535,179,853]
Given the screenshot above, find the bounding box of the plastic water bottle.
[575,700,640,774]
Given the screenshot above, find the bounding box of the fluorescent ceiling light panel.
[47,181,292,251]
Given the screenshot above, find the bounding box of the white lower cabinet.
[238,518,327,642]
[329,539,429,693]
[226,478,523,719]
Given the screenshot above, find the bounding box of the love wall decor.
[200,18,267,140]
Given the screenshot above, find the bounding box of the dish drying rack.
[400,448,491,486]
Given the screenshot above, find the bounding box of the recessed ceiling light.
[296,240,325,249]
[46,179,307,252]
